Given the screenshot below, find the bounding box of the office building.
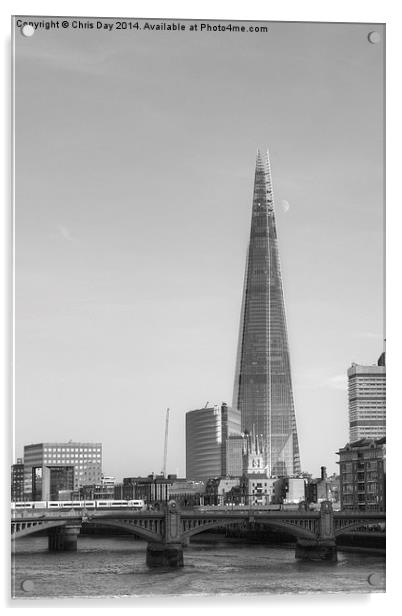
[337,437,386,511]
[232,150,300,477]
[23,441,102,499]
[11,458,25,502]
[348,353,386,442]
[186,403,241,481]
[32,465,75,501]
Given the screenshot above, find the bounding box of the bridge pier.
[48,525,81,552]
[146,500,184,567]
[295,539,337,562]
[146,542,184,568]
[295,501,337,562]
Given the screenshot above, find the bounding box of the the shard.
[232,150,301,477]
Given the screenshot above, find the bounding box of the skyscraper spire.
[232,150,301,477]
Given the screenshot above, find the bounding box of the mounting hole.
[368,31,381,44]
[21,579,34,592]
[21,24,35,37]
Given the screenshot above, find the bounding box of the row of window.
[44,447,101,453]
[43,453,101,460]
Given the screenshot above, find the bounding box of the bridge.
[11,501,385,567]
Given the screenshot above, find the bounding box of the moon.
[280,200,290,213]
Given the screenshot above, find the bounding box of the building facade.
[305,467,340,509]
[337,437,386,511]
[23,441,102,499]
[122,475,173,503]
[204,477,241,506]
[348,353,386,442]
[232,150,300,477]
[32,465,75,501]
[186,403,241,481]
[225,435,245,477]
[11,458,24,502]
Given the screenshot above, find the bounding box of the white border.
[3,0,400,613]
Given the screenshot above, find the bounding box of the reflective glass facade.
[232,151,300,477]
[186,404,241,481]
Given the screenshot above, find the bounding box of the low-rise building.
[305,467,340,509]
[122,474,174,503]
[204,477,241,505]
[168,479,205,508]
[246,476,276,506]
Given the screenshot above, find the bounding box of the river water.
[11,536,385,599]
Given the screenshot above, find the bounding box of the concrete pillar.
[182,535,190,547]
[319,500,335,540]
[295,538,337,562]
[146,542,184,568]
[295,502,337,562]
[48,525,80,552]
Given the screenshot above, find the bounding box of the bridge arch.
[182,518,317,541]
[12,520,67,540]
[334,520,385,537]
[84,519,163,543]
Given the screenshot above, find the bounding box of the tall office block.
[233,150,300,477]
[186,403,241,481]
[348,353,386,442]
[11,458,25,502]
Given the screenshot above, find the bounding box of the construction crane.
[162,408,170,478]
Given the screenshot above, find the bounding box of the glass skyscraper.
[232,150,301,477]
[186,403,241,481]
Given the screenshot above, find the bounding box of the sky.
[14,18,384,480]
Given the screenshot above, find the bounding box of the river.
[11,535,385,598]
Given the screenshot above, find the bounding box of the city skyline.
[15,20,384,479]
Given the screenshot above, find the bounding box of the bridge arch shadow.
[182,519,317,542]
[83,520,163,543]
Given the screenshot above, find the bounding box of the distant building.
[348,353,386,442]
[32,465,75,501]
[122,474,174,503]
[169,479,205,508]
[225,435,245,477]
[337,437,386,511]
[204,477,241,506]
[246,476,276,506]
[305,467,340,509]
[186,403,241,481]
[11,458,24,502]
[23,442,102,500]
